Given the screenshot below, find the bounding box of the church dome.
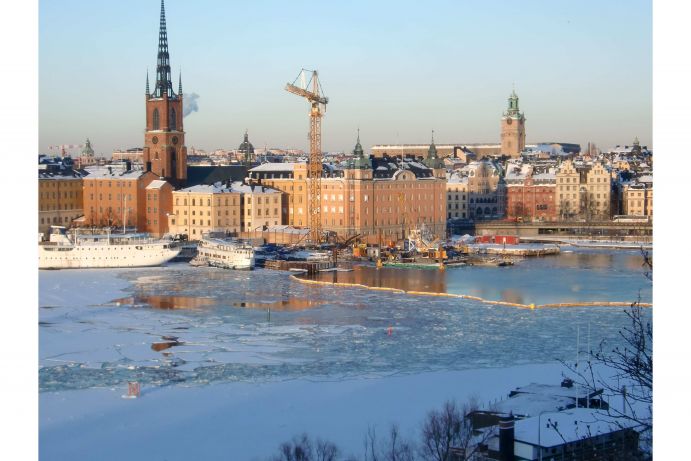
[238,131,254,154]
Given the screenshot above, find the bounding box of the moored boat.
[38,226,181,269]
[191,237,255,270]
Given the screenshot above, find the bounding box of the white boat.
[192,237,255,270]
[39,226,181,270]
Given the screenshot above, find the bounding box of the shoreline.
[291,274,652,309]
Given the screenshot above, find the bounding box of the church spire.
[146,69,150,96]
[154,0,175,98]
[178,70,183,95]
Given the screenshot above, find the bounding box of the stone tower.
[142,0,187,186]
[500,89,526,157]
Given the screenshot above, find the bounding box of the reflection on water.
[233,299,324,311]
[303,249,652,305]
[112,295,215,310]
[151,340,183,352]
[313,265,448,293]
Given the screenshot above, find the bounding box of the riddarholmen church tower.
[143,0,187,186]
[500,89,526,157]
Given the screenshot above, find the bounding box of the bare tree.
[272,434,340,461]
[418,399,489,461]
[363,424,414,461]
[559,251,652,455]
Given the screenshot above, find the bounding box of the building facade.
[38,165,85,234]
[446,173,469,220]
[144,180,174,237]
[556,160,612,220]
[167,181,282,239]
[465,161,505,220]
[248,136,447,244]
[505,165,557,222]
[82,163,157,229]
[500,90,526,157]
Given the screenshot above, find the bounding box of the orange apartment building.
[81,163,158,230]
[248,136,447,244]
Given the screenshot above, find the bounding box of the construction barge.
[264,260,335,275]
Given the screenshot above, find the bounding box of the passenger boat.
[38,226,181,269]
[191,237,255,270]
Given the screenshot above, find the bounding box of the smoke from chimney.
[183,92,199,118]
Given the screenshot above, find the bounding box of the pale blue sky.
[39,0,652,155]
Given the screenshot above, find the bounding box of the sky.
[38,0,652,155]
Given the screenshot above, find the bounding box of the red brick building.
[505,166,557,222]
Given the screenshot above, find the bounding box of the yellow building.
[446,172,469,220]
[38,166,84,234]
[168,181,281,239]
[556,160,611,220]
[556,160,582,220]
[584,162,612,220]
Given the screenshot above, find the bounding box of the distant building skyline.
[39,0,652,155]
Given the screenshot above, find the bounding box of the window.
[152,109,160,130]
[170,108,176,131]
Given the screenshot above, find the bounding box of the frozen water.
[39,248,652,392]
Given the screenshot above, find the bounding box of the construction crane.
[285,69,328,246]
[49,144,84,157]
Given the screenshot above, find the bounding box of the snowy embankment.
[40,362,565,461]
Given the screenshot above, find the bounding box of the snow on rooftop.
[249,162,299,172]
[513,408,639,448]
[492,393,574,417]
[146,180,168,189]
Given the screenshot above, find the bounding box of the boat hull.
[38,243,181,269]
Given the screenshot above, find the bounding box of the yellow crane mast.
[285,69,328,245]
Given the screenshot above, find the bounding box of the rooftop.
[513,408,639,448]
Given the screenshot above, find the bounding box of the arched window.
[152,109,160,130]
[476,207,483,216]
[492,207,497,216]
[484,207,491,215]
[170,108,176,131]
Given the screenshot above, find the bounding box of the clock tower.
[500,89,526,157]
[143,0,187,186]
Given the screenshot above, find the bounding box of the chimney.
[498,414,515,461]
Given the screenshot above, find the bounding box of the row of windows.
[40,204,78,211]
[39,181,81,188]
[39,191,79,199]
[40,216,71,224]
[87,181,135,188]
[89,194,134,201]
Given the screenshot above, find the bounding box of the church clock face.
[172,136,178,145]
[152,136,159,144]
[506,118,512,125]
